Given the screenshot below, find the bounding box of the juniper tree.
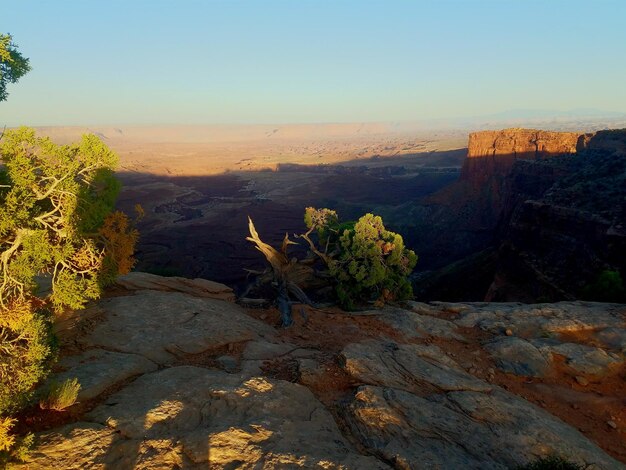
[0,128,138,462]
[0,34,30,102]
[304,208,417,310]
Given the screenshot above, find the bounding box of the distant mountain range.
[422,108,626,132]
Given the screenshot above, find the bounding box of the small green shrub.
[581,269,626,302]
[39,378,81,411]
[517,455,585,470]
[304,208,417,310]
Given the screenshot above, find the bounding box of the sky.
[1,0,625,126]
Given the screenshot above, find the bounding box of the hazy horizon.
[2,0,626,126]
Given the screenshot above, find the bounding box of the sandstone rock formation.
[467,128,580,158]
[116,271,236,301]
[407,127,626,303]
[15,275,626,469]
[462,128,580,188]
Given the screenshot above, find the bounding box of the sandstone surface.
[16,276,626,469]
[82,290,274,364]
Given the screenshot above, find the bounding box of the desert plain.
[34,123,467,288]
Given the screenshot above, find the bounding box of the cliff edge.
[405,127,626,302]
[15,272,626,468]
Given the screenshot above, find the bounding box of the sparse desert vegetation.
[38,378,80,412]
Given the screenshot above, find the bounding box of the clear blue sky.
[1,0,625,125]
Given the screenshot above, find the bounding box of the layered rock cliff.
[407,127,626,302]
[487,130,626,301]
[462,128,580,187]
[467,128,581,158]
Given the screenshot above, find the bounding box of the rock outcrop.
[467,128,581,159]
[487,129,626,301]
[407,127,626,303]
[462,128,580,189]
[15,275,626,469]
[115,271,236,301]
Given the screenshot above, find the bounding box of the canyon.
[405,128,626,303]
[33,124,624,304]
[11,126,626,469]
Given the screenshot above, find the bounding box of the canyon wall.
[461,128,581,191]
[411,127,626,302]
[467,128,581,159]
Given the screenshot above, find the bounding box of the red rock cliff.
[467,128,581,159]
[462,128,581,186]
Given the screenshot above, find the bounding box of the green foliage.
[304,207,338,245]
[305,208,417,310]
[0,33,30,102]
[0,416,33,465]
[0,299,54,415]
[581,270,626,303]
[0,127,121,310]
[39,378,80,411]
[517,455,585,470]
[0,128,138,463]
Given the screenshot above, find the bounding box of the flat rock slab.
[22,367,387,469]
[84,290,275,364]
[341,340,492,393]
[530,339,624,376]
[593,327,626,351]
[54,349,157,402]
[116,271,236,301]
[379,307,464,340]
[484,336,552,377]
[342,385,624,470]
[17,422,122,469]
[455,302,626,337]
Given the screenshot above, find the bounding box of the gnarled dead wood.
[245,217,329,326]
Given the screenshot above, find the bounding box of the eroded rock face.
[408,128,626,303]
[339,328,624,469]
[378,307,463,340]
[484,336,551,377]
[462,128,580,206]
[530,339,623,376]
[480,129,626,302]
[341,340,491,393]
[455,301,626,336]
[467,128,580,160]
[54,349,157,401]
[116,271,236,301]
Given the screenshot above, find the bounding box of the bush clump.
[304,207,417,310]
[39,378,81,411]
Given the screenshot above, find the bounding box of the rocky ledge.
[17,273,626,469]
